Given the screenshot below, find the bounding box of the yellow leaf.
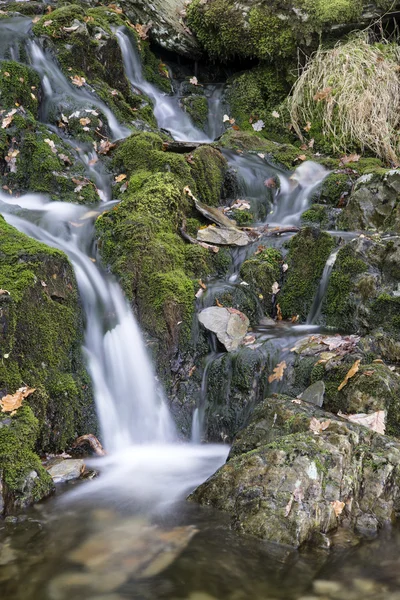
[276,303,282,321]
[0,386,36,413]
[268,361,287,383]
[70,75,86,87]
[79,117,91,126]
[115,174,127,183]
[338,359,360,391]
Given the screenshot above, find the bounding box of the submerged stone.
[198,306,249,351]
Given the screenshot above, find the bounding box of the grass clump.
[288,34,400,164]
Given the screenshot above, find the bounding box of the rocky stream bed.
[1,0,400,598]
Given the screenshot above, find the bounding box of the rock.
[191,395,400,547]
[194,199,237,229]
[198,307,249,351]
[197,226,250,246]
[300,381,325,407]
[339,170,400,232]
[119,0,201,58]
[46,459,86,484]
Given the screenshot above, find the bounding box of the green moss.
[240,248,282,316]
[0,405,54,510]
[0,61,40,115]
[323,244,368,330]
[313,172,352,206]
[182,94,209,130]
[189,145,227,206]
[0,216,96,456]
[301,204,329,226]
[280,227,335,320]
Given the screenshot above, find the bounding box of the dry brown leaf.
[297,154,307,161]
[309,417,331,435]
[340,153,361,165]
[198,279,207,290]
[313,86,332,102]
[291,398,302,404]
[338,359,360,391]
[98,139,116,155]
[264,177,276,188]
[362,370,375,376]
[338,409,385,435]
[276,303,282,321]
[79,117,91,126]
[331,500,345,517]
[0,386,36,413]
[70,75,86,87]
[303,121,312,132]
[189,76,198,86]
[215,298,223,308]
[188,365,196,377]
[115,174,127,183]
[268,361,287,383]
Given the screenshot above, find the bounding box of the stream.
[1,15,400,600]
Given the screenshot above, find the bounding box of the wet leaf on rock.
[340,153,361,165]
[115,174,127,183]
[0,386,36,413]
[268,361,287,383]
[309,417,331,435]
[338,410,386,435]
[98,139,116,155]
[338,359,360,391]
[70,75,86,87]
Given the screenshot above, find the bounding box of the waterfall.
[307,248,339,324]
[116,29,212,143]
[27,40,130,141]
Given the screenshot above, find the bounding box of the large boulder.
[191,394,400,546]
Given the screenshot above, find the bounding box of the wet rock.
[197,226,250,246]
[198,307,249,351]
[119,0,201,58]
[46,459,86,484]
[194,199,237,229]
[191,394,400,546]
[340,170,400,232]
[300,381,325,407]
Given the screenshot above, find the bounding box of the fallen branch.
[71,434,106,456]
[256,225,300,236]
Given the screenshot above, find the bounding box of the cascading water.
[307,248,339,324]
[116,28,212,142]
[27,40,130,141]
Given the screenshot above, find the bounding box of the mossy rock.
[0,109,98,202]
[279,227,335,320]
[301,204,329,227]
[0,217,96,511]
[95,171,225,379]
[226,65,294,143]
[240,247,282,316]
[189,145,228,206]
[182,94,209,130]
[0,61,40,116]
[186,0,364,62]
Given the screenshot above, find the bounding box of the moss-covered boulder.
[239,247,282,316]
[322,236,400,341]
[0,60,40,116]
[279,227,335,320]
[191,394,400,546]
[186,0,383,62]
[0,108,99,202]
[0,217,96,513]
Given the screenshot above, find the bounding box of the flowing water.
[0,15,398,600]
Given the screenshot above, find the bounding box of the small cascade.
[27,40,130,141]
[116,29,211,142]
[0,16,31,60]
[307,248,339,325]
[205,84,227,140]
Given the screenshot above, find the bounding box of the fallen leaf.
[115,174,127,183]
[264,177,276,188]
[189,76,198,86]
[272,110,280,118]
[189,366,196,377]
[98,139,116,155]
[338,359,360,391]
[195,288,204,299]
[183,185,196,200]
[282,263,288,272]
[338,410,385,435]
[309,417,331,435]
[215,298,223,308]
[44,138,57,153]
[276,303,282,321]
[70,75,86,87]
[63,23,80,32]
[291,315,299,323]
[271,281,280,295]
[111,89,118,96]
[198,279,207,290]
[0,289,10,295]
[132,22,152,40]
[331,500,345,517]
[43,19,53,26]
[79,117,91,126]
[268,361,287,383]
[362,370,375,376]
[304,121,312,132]
[291,398,302,404]
[223,114,230,123]
[340,153,361,165]
[252,119,265,132]
[313,87,332,102]
[296,154,307,161]
[0,386,36,413]
[58,153,71,164]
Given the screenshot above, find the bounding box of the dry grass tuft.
[288,33,400,164]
